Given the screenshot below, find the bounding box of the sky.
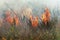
[0,0,60,14]
[0,0,60,19]
[0,0,60,8]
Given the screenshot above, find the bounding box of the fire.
[30,15,38,27]
[5,10,19,26]
[13,15,19,26]
[6,15,19,26]
[6,16,13,25]
[41,8,50,24]
[5,10,13,24]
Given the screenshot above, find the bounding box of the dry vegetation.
[0,5,59,40]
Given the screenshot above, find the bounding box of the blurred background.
[0,0,60,40]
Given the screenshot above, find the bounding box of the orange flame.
[30,15,38,27]
[41,8,50,24]
[6,16,13,24]
[5,10,13,24]
[13,15,19,26]
[5,10,19,26]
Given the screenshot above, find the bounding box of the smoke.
[0,0,59,23]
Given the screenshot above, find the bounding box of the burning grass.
[0,8,58,40]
